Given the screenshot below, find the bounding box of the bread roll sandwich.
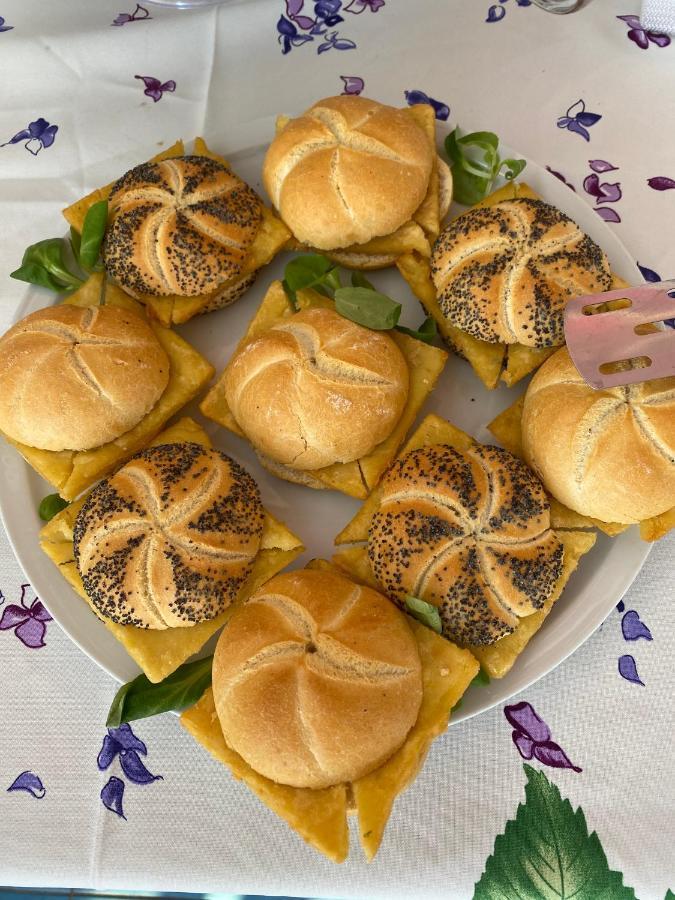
[64,138,290,325]
[0,281,214,500]
[200,280,447,499]
[263,96,452,268]
[73,442,264,629]
[521,346,675,530]
[182,563,480,861]
[368,442,564,645]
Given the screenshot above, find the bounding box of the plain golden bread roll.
[522,348,675,524]
[263,96,434,250]
[430,198,612,348]
[73,442,264,629]
[212,568,423,789]
[104,156,262,297]
[368,443,564,645]
[0,305,169,451]
[224,307,409,470]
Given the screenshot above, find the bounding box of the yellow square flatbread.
[180,558,477,863]
[487,394,672,540]
[39,417,304,682]
[200,280,447,499]
[63,138,290,326]
[332,413,597,679]
[2,274,214,500]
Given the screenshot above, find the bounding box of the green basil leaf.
[500,157,527,181]
[404,596,442,634]
[106,654,213,727]
[38,493,69,522]
[395,316,438,344]
[351,271,376,291]
[69,226,81,261]
[457,130,499,152]
[471,667,491,687]
[15,238,83,291]
[10,262,66,293]
[282,280,299,311]
[324,266,342,293]
[452,170,493,206]
[284,254,335,292]
[334,286,401,331]
[78,199,108,270]
[444,129,462,164]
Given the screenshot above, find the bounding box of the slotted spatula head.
[564,280,675,389]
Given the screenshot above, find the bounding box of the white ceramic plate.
[0,130,651,725]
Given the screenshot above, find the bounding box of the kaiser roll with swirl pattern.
[104,156,262,297]
[224,307,409,470]
[212,568,423,789]
[262,96,434,250]
[522,347,675,524]
[73,442,264,629]
[0,305,169,451]
[368,443,564,645]
[430,198,613,348]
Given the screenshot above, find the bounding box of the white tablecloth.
[0,1,673,897]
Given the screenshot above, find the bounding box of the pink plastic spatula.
[563,280,675,389]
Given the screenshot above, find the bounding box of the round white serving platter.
[0,132,651,725]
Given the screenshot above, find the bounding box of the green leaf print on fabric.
[474,764,637,900]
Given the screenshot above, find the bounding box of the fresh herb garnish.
[38,493,69,522]
[404,595,442,634]
[451,667,491,714]
[106,654,213,727]
[282,254,438,344]
[444,128,526,206]
[11,200,108,293]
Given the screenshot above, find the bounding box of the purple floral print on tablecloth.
[404,89,450,121]
[618,654,644,685]
[622,611,653,642]
[101,776,126,819]
[135,75,175,103]
[0,584,52,648]
[582,159,622,223]
[7,772,45,798]
[617,15,670,49]
[278,0,382,54]
[1,118,58,155]
[0,15,13,31]
[546,166,576,191]
[341,75,364,94]
[486,0,530,24]
[504,702,582,772]
[98,724,162,820]
[638,263,661,282]
[647,176,675,191]
[557,100,601,142]
[112,4,151,25]
[344,0,384,11]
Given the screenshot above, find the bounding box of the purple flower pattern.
[504,702,582,772]
[98,724,162,819]
[101,776,126,819]
[7,771,45,799]
[1,118,58,155]
[638,263,661,283]
[0,15,13,31]
[647,176,675,191]
[622,610,653,642]
[135,75,176,103]
[340,75,364,95]
[617,15,670,49]
[618,654,644,685]
[112,4,151,25]
[404,89,450,122]
[486,0,531,24]
[557,100,601,142]
[277,0,383,54]
[546,165,576,192]
[582,159,622,224]
[344,0,384,11]
[0,584,52,649]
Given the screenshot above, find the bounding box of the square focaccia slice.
[63,138,290,326]
[334,413,596,679]
[39,416,304,683]
[181,558,478,864]
[200,280,448,499]
[2,274,214,500]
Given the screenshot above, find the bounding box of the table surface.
[0,1,673,897]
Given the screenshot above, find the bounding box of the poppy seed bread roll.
[263,96,434,250]
[430,198,612,347]
[212,568,423,789]
[522,347,675,524]
[368,443,564,645]
[73,442,264,629]
[0,305,169,451]
[224,307,409,470]
[104,156,262,297]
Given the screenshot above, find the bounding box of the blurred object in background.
[531,0,583,12]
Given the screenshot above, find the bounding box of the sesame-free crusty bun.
[224,307,409,470]
[263,96,434,250]
[212,568,423,789]
[431,198,612,348]
[368,443,564,645]
[104,156,262,297]
[0,305,169,452]
[73,442,264,629]
[522,348,675,525]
